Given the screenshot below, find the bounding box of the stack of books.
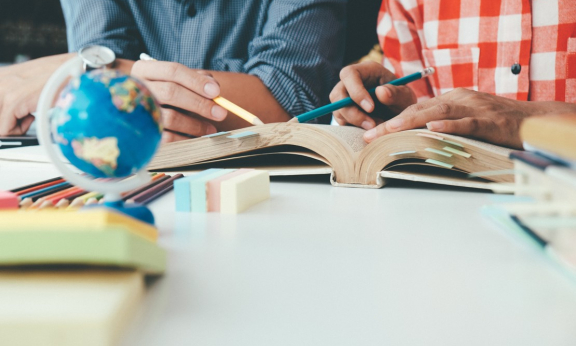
[484,114,576,272]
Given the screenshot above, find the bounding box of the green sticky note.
[425,159,454,169]
[190,169,236,213]
[425,148,452,157]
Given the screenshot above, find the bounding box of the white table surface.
[1,147,576,346]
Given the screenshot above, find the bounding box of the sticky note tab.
[425,159,454,169]
[207,169,254,212]
[443,146,471,158]
[174,169,222,212]
[0,191,19,210]
[468,169,517,178]
[190,169,236,213]
[440,139,464,148]
[220,170,270,214]
[227,131,259,139]
[203,131,230,138]
[425,148,452,157]
[389,151,417,157]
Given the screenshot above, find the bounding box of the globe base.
[84,200,155,225]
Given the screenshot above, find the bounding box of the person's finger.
[362,121,388,143]
[339,61,396,113]
[132,61,221,99]
[9,114,35,136]
[148,81,227,121]
[161,108,217,138]
[330,81,375,129]
[383,100,466,134]
[374,85,417,113]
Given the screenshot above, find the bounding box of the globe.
[51,69,162,179]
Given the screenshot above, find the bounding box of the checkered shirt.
[60,0,346,118]
[377,0,576,103]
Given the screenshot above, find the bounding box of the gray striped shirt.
[60,0,346,119]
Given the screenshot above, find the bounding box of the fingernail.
[386,118,404,130]
[211,105,227,120]
[204,83,220,98]
[364,128,377,141]
[207,124,217,135]
[361,121,374,130]
[427,121,443,131]
[360,99,373,112]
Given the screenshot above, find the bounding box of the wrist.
[115,59,136,75]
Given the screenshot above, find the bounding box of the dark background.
[0,0,379,65]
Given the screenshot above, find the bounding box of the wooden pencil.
[10,177,62,193]
[127,174,184,204]
[68,192,101,209]
[35,187,85,209]
[19,182,72,207]
[14,178,66,196]
[122,174,169,201]
[137,184,174,205]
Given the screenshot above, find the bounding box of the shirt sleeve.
[60,0,144,60]
[377,0,433,101]
[243,0,346,121]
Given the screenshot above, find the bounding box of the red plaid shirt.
[377,0,576,103]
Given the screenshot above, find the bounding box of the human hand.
[362,88,576,149]
[0,54,77,135]
[330,61,417,130]
[131,61,228,142]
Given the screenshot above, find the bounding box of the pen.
[289,67,436,124]
[139,53,264,126]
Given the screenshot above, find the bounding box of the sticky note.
[389,151,417,157]
[203,131,230,138]
[425,159,454,169]
[227,131,259,139]
[0,191,18,210]
[220,170,270,214]
[417,133,443,140]
[440,139,464,148]
[443,146,471,158]
[425,148,452,157]
[190,169,236,213]
[207,169,254,212]
[174,169,222,212]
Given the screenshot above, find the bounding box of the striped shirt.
[377,0,576,103]
[60,0,346,119]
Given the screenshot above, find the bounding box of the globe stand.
[36,56,156,225]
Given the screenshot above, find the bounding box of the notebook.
[149,123,514,189]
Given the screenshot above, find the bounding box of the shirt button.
[511,63,521,75]
[187,5,197,17]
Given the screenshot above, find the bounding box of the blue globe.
[51,69,163,178]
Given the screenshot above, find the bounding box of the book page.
[314,125,367,153]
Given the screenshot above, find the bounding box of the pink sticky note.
[0,191,19,209]
[207,169,253,212]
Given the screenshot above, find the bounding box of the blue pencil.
[19,182,72,200]
[289,67,435,124]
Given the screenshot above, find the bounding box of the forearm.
[529,101,576,116]
[209,71,291,130]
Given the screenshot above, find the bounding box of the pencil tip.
[287,117,299,124]
[252,118,265,126]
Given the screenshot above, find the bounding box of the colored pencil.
[35,187,85,209]
[56,190,89,207]
[140,53,264,126]
[10,177,62,194]
[122,174,169,201]
[127,174,184,204]
[137,183,174,205]
[289,67,436,124]
[18,182,72,207]
[68,191,101,209]
[14,178,66,196]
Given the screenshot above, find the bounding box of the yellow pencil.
[139,53,264,126]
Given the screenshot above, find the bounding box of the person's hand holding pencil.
[135,54,263,143]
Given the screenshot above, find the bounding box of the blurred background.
[0,0,379,66]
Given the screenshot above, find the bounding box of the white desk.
[2,148,576,346]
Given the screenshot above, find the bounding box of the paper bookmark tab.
[425,148,452,157]
[203,131,230,138]
[443,146,471,158]
[440,139,464,148]
[227,131,259,139]
[425,159,453,169]
[389,150,417,157]
[417,133,443,140]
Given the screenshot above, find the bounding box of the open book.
[149,123,514,189]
